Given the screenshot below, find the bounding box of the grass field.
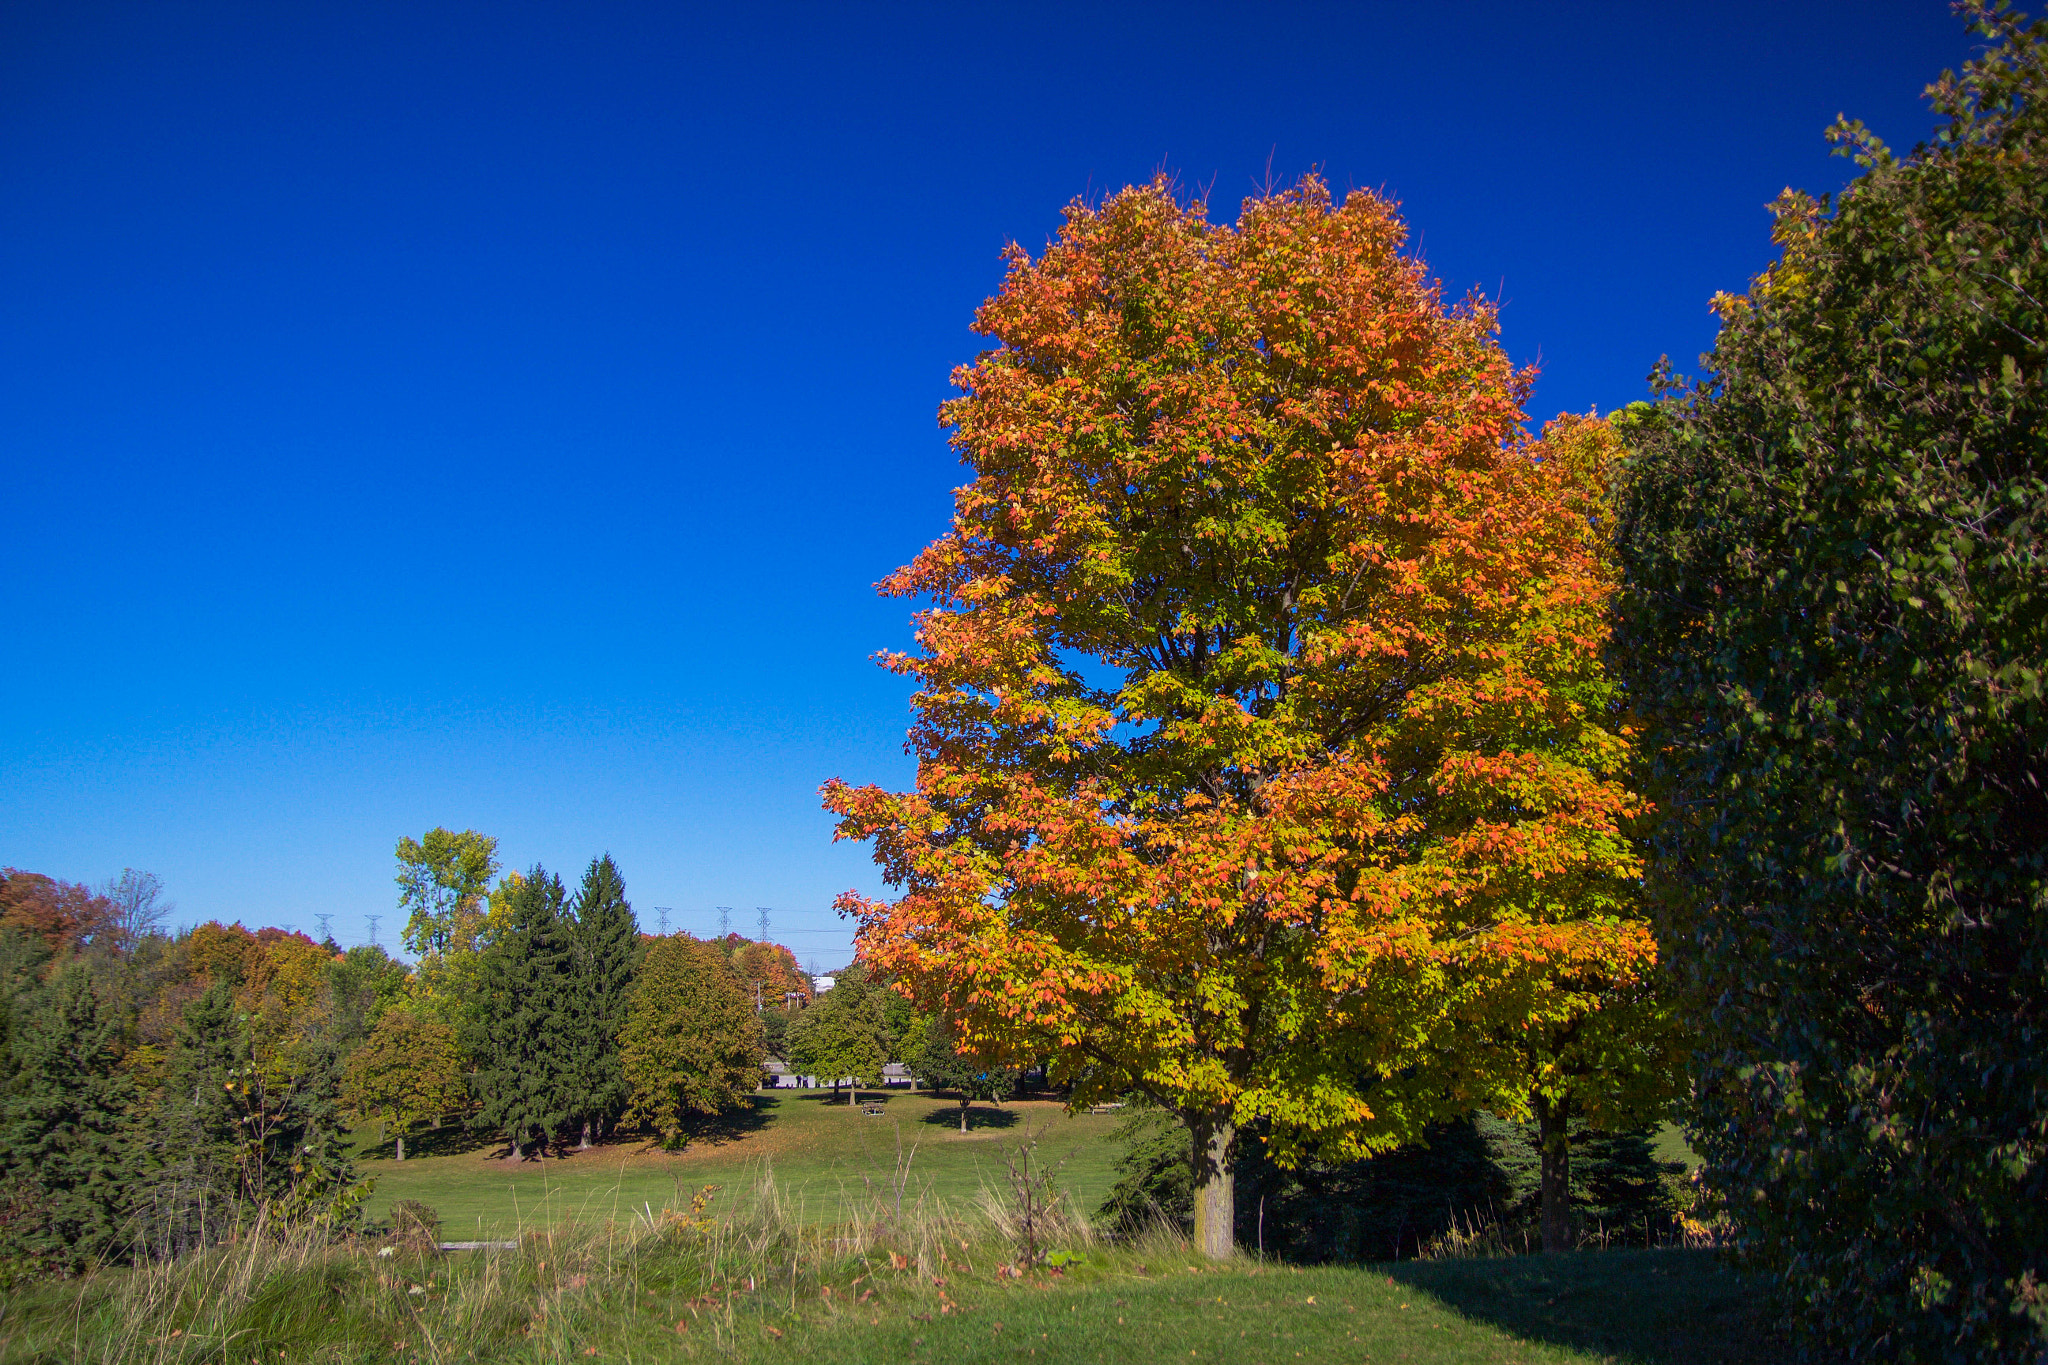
[357,1091,1127,1237]
[0,1097,1768,1363]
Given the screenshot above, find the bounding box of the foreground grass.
[0,1188,1768,1365]
[357,1092,1123,1236]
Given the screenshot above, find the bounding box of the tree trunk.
[580,1120,591,1151]
[395,1134,405,1162]
[1535,1092,1573,1253]
[959,1098,969,1133]
[1190,1115,1236,1261]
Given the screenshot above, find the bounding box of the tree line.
[0,845,840,1278]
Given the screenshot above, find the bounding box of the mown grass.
[356,1092,1124,1237]
[0,1170,1770,1365]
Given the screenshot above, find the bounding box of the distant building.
[813,975,836,993]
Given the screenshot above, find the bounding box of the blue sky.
[1,1,1972,965]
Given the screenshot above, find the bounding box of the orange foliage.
[824,178,1666,1251]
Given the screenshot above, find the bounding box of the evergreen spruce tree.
[133,979,252,1256]
[566,854,637,1147]
[0,964,136,1271]
[470,866,574,1157]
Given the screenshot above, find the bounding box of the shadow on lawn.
[1385,1247,1776,1364]
[917,1101,1021,1132]
[355,1125,493,1161]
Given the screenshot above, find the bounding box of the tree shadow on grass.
[1384,1247,1776,1365]
[918,1101,1022,1133]
[354,1125,493,1161]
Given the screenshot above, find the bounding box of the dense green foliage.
[567,854,638,1142]
[619,936,764,1142]
[0,963,136,1271]
[1099,1105,1682,1262]
[469,866,576,1154]
[906,1013,1018,1131]
[1612,10,2048,1358]
[784,984,886,1105]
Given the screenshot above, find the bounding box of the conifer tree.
[134,979,246,1256]
[470,866,574,1156]
[567,854,637,1147]
[0,964,136,1270]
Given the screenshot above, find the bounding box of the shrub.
[1612,7,2048,1357]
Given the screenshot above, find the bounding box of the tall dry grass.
[0,1148,1110,1365]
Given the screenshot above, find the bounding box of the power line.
[315,913,333,943]
[756,907,771,939]
[365,914,381,949]
[717,906,732,937]
[653,906,672,935]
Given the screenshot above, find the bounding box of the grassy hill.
[357,1090,1127,1237]
[0,1094,1773,1362]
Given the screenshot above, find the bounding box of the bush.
[1612,8,2048,1357]
[1097,1107,1682,1261]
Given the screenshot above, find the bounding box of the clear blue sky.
[1,2,1972,965]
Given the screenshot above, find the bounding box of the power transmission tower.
[315,912,333,943]
[653,907,672,935]
[365,915,382,949]
[756,907,771,940]
[718,906,732,937]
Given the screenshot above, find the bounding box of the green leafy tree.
[619,936,764,1143]
[1612,8,2048,1356]
[327,943,411,1053]
[341,1007,466,1160]
[0,964,136,1271]
[469,866,574,1156]
[907,1014,1016,1132]
[567,854,638,1147]
[395,828,499,957]
[785,987,886,1108]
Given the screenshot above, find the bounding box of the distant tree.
[328,944,410,1052]
[395,828,500,957]
[785,987,886,1108]
[184,921,261,987]
[0,870,114,954]
[469,866,574,1157]
[758,1005,791,1059]
[619,936,764,1144]
[99,869,171,954]
[906,1014,1017,1132]
[566,854,638,1147]
[0,964,135,1270]
[155,968,361,1230]
[730,938,810,1010]
[342,1008,466,1160]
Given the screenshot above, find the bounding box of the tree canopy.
[1612,8,2048,1355]
[827,174,1652,1256]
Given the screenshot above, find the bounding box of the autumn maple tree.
[825,175,1657,1258]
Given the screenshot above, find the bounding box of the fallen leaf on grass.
[1305,1296,1315,1304]
[764,1326,783,1339]
[675,1322,689,1335]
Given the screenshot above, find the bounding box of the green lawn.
[358,1090,1127,1237]
[759,1248,1770,1365]
[80,1098,1768,1364]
